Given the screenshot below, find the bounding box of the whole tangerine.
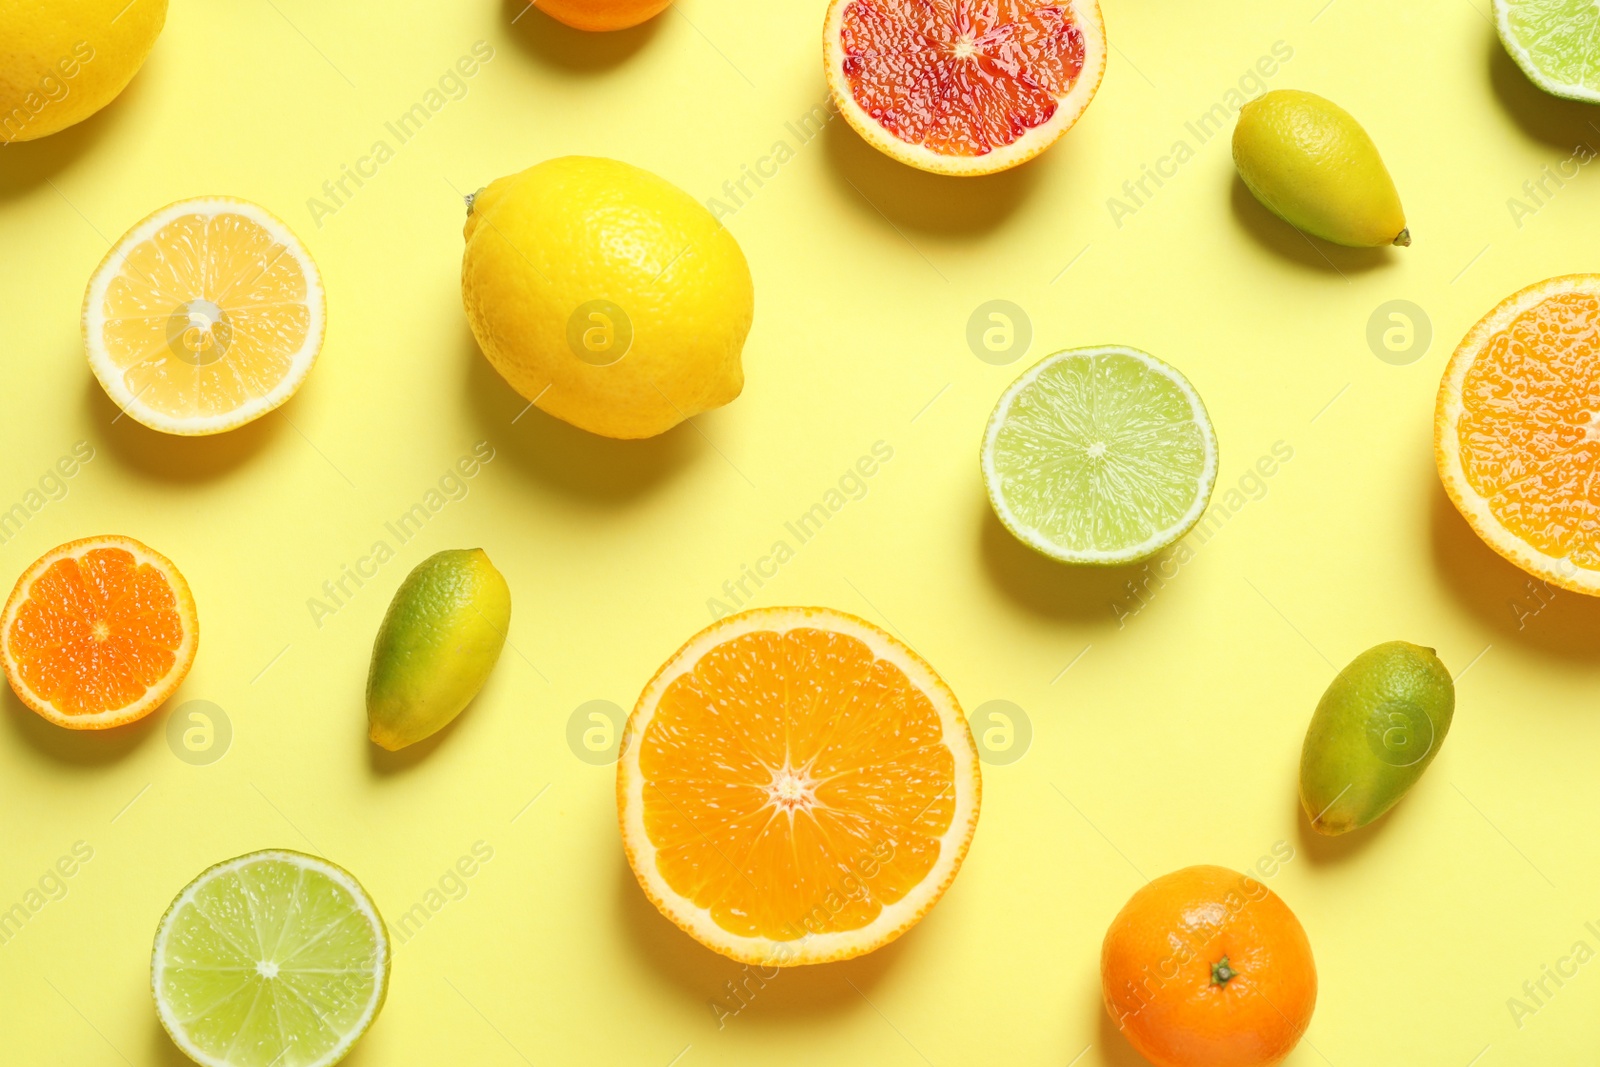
[1101,865,1316,1067]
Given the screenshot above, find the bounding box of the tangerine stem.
[1211,956,1237,986]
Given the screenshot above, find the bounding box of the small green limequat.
[1232,89,1409,248]
[366,549,511,751]
[1299,641,1454,836]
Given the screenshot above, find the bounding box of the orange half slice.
[1436,274,1600,594]
[83,197,325,436]
[618,606,980,965]
[2,536,198,729]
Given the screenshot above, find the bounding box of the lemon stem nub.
[1211,956,1238,986]
[465,188,486,216]
[1394,227,1411,247]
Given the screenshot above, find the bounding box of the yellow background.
[2,0,1598,1063]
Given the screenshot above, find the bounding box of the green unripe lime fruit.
[1233,89,1409,248]
[1299,641,1454,835]
[366,549,511,751]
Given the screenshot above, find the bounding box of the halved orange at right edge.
[1436,275,1600,594]
[823,0,1107,176]
[2,536,198,729]
[618,607,980,966]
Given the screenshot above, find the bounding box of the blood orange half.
[824,0,1107,176]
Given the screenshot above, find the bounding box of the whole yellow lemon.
[0,0,167,143]
[462,156,754,440]
[530,0,670,32]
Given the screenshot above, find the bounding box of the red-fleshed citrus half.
[823,0,1107,176]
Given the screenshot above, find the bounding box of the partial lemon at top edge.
[0,0,167,143]
[84,197,325,436]
[983,346,1219,566]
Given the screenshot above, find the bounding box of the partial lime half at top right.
[982,346,1218,566]
[1496,0,1600,102]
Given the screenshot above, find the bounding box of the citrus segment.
[84,198,325,436]
[1436,274,1600,593]
[152,851,389,1067]
[618,607,980,965]
[824,0,1106,175]
[2,535,197,729]
[1495,0,1600,102]
[982,346,1218,565]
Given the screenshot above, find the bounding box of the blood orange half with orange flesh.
[618,607,981,965]
[1436,275,1600,594]
[823,0,1107,176]
[2,536,198,729]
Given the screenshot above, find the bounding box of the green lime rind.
[1299,641,1456,836]
[366,548,511,751]
[152,850,390,1067]
[981,346,1219,566]
[1495,0,1600,103]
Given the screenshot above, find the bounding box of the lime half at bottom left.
[152,850,390,1067]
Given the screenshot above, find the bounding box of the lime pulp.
[982,346,1218,565]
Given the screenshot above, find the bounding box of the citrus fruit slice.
[1102,865,1317,1067]
[1436,274,1600,594]
[84,197,325,436]
[1494,0,1600,102]
[152,851,389,1067]
[2,535,198,729]
[823,0,1107,176]
[618,606,980,965]
[982,346,1219,565]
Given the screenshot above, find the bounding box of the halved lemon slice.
[1436,274,1600,594]
[618,606,981,966]
[84,197,325,436]
[2,535,198,729]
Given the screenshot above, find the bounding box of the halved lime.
[152,851,390,1067]
[981,346,1218,565]
[1495,0,1600,102]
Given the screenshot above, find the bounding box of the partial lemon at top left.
[1,0,167,143]
[84,198,325,435]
